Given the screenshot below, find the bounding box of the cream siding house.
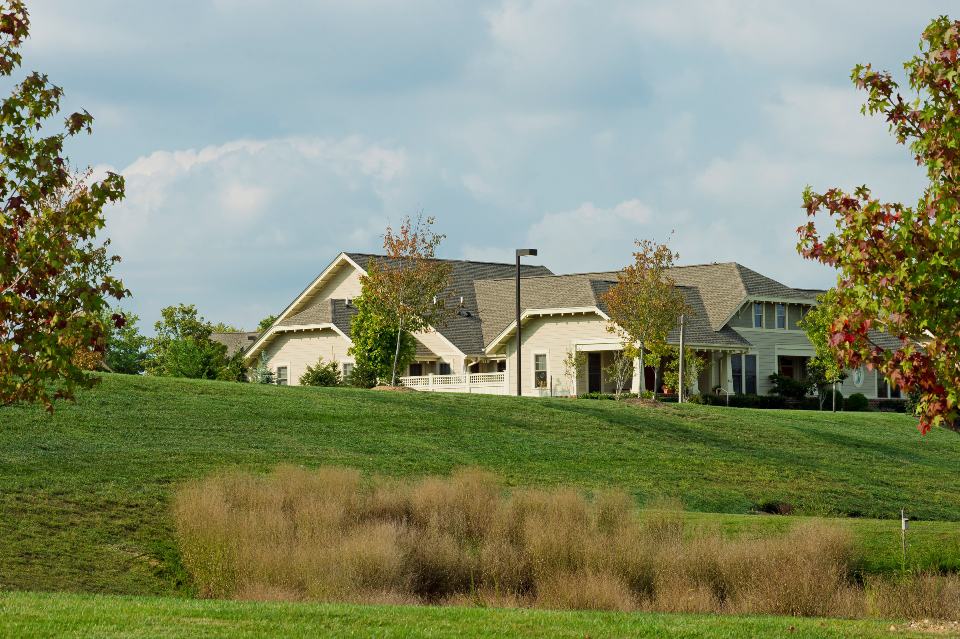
[230,251,902,402]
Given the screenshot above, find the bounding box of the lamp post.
[515,248,538,396]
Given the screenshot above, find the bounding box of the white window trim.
[274,361,291,386]
[532,350,549,391]
[775,303,787,330]
[752,302,764,329]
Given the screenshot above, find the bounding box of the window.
[534,353,547,388]
[439,362,451,375]
[496,360,507,373]
[731,355,743,394]
[753,303,763,328]
[276,366,288,386]
[731,354,757,394]
[776,304,786,329]
[745,354,757,394]
[877,376,902,399]
[409,362,423,377]
[342,362,354,381]
[469,362,480,373]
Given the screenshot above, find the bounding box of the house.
[235,251,902,401]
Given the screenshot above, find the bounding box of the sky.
[20,1,953,331]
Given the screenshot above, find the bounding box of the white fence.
[399,372,508,395]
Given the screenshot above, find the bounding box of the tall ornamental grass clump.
[173,466,960,619]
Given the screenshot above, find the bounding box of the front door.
[588,353,602,393]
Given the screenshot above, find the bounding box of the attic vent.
[247,335,257,341]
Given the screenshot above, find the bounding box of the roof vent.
[345,298,353,307]
[457,309,473,318]
[459,296,464,306]
[247,335,257,341]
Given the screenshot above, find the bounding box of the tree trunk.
[390,315,404,387]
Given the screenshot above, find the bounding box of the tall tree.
[0,2,127,411]
[347,292,415,386]
[256,314,278,333]
[101,307,147,374]
[145,304,233,380]
[601,239,688,395]
[360,215,453,385]
[798,16,960,433]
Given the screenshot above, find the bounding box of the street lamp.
[515,248,538,396]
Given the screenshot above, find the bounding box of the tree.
[210,322,242,333]
[601,239,688,396]
[562,349,587,397]
[604,345,636,400]
[347,293,415,386]
[299,357,342,387]
[799,291,848,410]
[101,307,147,374]
[360,215,453,385]
[651,344,702,396]
[797,16,960,433]
[145,304,232,380]
[250,352,274,384]
[256,314,278,333]
[0,2,127,411]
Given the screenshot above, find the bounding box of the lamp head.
[516,248,538,257]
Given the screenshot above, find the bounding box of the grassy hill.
[0,373,958,597]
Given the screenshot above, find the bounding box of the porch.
[398,371,508,394]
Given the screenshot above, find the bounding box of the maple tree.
[798,16,960,433]
[0,1,127,410]
[359,215,453,386]
[601,239,688,394]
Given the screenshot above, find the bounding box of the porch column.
[724,352,734,393]
[630,357,642,394]
[691,355,700,394]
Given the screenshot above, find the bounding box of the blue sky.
[23,1,952,331]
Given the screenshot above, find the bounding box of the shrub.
[876,398,908,413]
[702,394,786,409]
[170,465,959,621]
[821,387,844,411]
[578,392,638,400]
[768,373,813,400]
[846,393,869,412]
[299,358,342,387]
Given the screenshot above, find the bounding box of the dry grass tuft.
[173,466,960,621]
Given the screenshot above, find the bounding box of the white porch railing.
[399,372,508,395]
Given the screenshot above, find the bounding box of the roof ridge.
[346,251,550,269]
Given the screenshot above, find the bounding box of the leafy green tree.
[210,322,242,333]
[347,293,415,386]
[101,307,147,374]
[0,2,127,410]
[360,215,453,385]
[601,239,688,395]
[798,17,960,433]
[654,345,702,396]
[256,314,278,333]
[299,357,342,387]
[146,304,231,380]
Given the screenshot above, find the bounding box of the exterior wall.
[317,264,363,302]
[503,314,615,397]
[728,304,753,329]
[413,329,466,373]
[733,327,881,399]
[262,328,353,386]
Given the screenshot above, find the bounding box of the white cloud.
[106,136,411,330]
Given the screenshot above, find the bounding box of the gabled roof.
[667,262,819,331]
[345,252,553,355]
[211,331,260,357]
[477,272,752,352]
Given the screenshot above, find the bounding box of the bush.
[173,465,960,620]
[299,358,342,387]
[876,399,908,413]
[768,373,813,400]
[686,393,705,404]
[846,393,869,412]
[346,359,378,388]
[820,387,844,411]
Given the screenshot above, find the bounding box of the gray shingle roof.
[474,273,750,350]
[210,331,260,357]
[345,253,553,355]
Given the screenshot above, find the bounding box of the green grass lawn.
[0,373,957,597]
[0,591,936,639]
